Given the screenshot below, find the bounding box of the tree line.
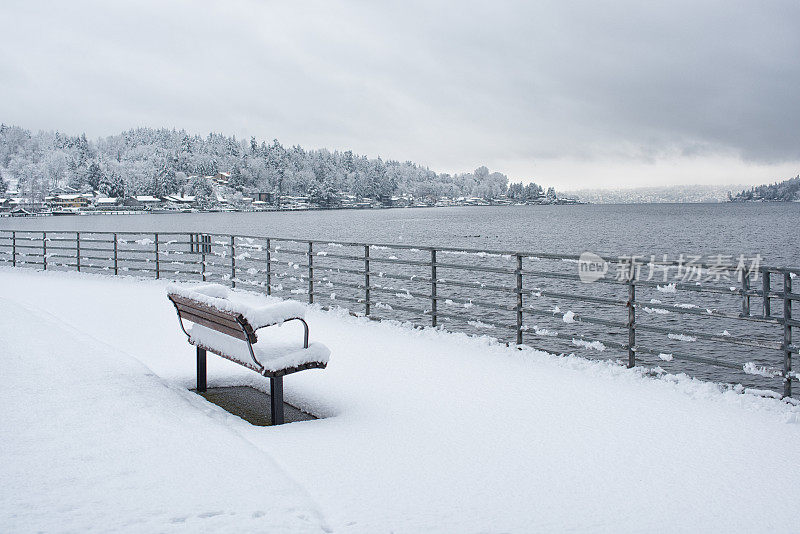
[729,175,800,202]
[0,125,547,204]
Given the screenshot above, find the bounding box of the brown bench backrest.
[168,293,257,343]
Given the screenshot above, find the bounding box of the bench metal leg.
[270,376,284,425]
[197,347,207,393]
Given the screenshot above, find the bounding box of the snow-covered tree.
[188,176,214,208]
[99,170,125,198]
[86,161,103,191]
[0,124,531,202]
[228,164,246,190]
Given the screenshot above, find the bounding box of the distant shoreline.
[5,199,800,219]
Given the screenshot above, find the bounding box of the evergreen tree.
[76,133,90,168]
[66,158,84,189]
[188,176,214,208]
[86,161,103,191]
[99,171,125,198]
[228,164,245,190]
[161,164,178,195]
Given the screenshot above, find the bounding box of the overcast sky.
[1,0,798,189]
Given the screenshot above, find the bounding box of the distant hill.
[562,184,743,204]
[728,175,800,202]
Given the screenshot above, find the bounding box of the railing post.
[11,230,16,267]
[762,268,771,317]
[431,249,437,327]
[308,241,314,304]
[266,238,271,295]
[230,235,236,288]
[784,271,793,398]
[113,233,118,275]
[42,232,47,271]
[76,232,81,272]
[741,268,750,316]
[364,245,370,315]
[516,254,523,345]
[154,233,160,279]
[626,259,636,368]
[200,237,206,282]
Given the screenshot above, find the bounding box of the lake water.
[1,203,798,264]
[2,203,798,394]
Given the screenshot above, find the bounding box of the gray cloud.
[0,0,797,187]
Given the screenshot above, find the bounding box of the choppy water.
[2,203,799,263]
[2,203,799,394]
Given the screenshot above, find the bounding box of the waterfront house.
[9,206,34,216]
[163,194,196,206]
[279,195,311,210]
[380,195,411,208]
[50,194,90,209]
[212,172,230,185]
[93,197,119,209]
[339,194,355,207]
[252,191,276,204]
[51,185,79,195]
[136,195,162,205]
[122,196,163,208]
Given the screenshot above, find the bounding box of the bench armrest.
[253,317,309,350]
[247,301,307,330]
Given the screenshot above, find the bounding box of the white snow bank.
[168,282,306,329]
[2,268,800,533]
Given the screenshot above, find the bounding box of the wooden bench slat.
[170,294,246,322]
[178,309,251,341]
[174,301,243,331]
[169,293,256,342]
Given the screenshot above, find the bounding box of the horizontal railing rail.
[0,228,796,398]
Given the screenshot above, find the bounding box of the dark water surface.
[2,203,798,264]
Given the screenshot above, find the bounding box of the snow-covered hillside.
[2,268,800,533]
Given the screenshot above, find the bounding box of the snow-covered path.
[2,268,800,533]
[0,288,328,532]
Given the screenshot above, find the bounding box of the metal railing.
[1,228,797,398]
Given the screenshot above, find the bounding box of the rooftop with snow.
[2,267,800,532]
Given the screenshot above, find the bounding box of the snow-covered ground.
[2,268,800,533]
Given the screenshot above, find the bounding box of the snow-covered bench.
[167,284,330,425]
